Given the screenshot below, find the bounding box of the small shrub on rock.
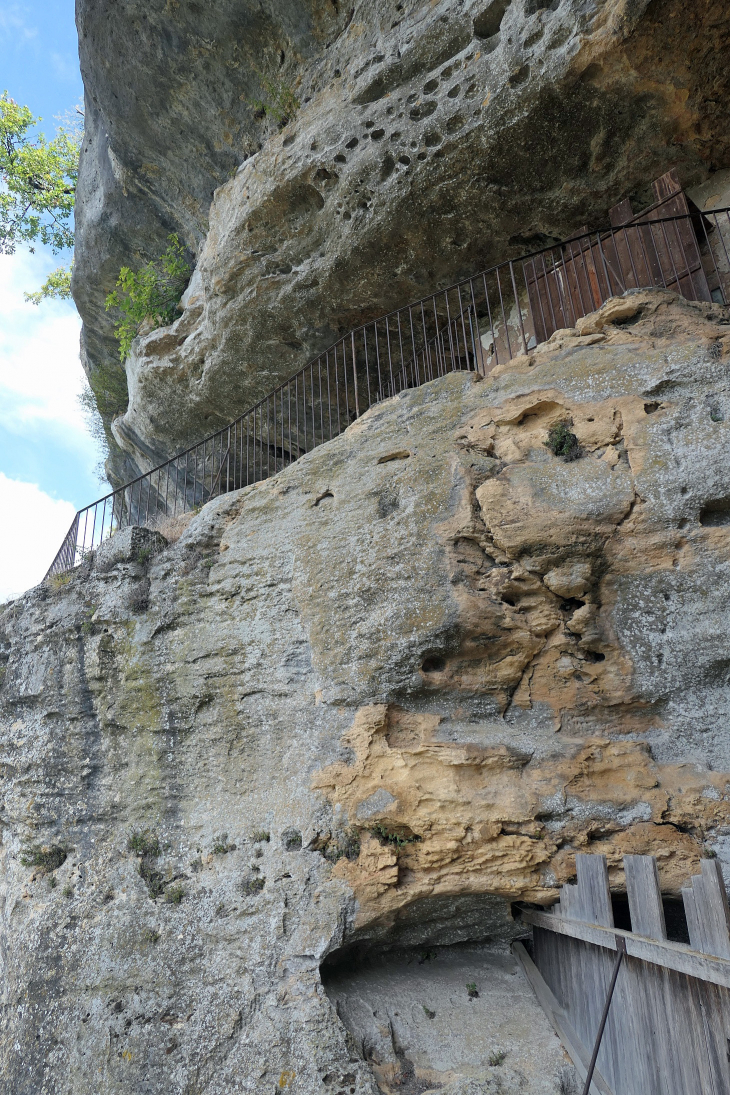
[47,573,72,592]
[249,72,300,127]
[282,828,302,851]
[127,577,151,614]
[127,829,160,857]
[240,876,266,896]
[20,844,68,872]
[212,832,235,855]
[139,860,165,900]
[323,828,361,863]
[545,420,582,462]
[370,823,421,848]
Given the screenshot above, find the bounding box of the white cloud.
[0,473,76,602]
[0,250,90,448]
[0,248,105,596]
[0,4,37,44]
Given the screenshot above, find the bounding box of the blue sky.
[1,0,101,600]
[2,0,82,134]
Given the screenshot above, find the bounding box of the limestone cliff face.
[1,292,729,1093]
[73,0,730,484]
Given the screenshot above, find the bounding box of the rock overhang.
[73,0,730,484]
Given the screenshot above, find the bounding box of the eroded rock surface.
[73,0,730,482]
[1,292,730,1092]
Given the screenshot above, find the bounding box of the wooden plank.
[520,908,730,989]
[698,859,730,960]
[512,941,615,1095]
[624,855,667,941]
[561,882,581,921]
[576,853,614,927]
[609,197,633,227]
[683,885,705,954]
[701,979,730,1092]
[659,964,704,1095]
[652,168,683,202]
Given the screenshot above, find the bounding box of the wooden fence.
[515,853,730,1095]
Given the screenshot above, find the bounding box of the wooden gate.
[525,171,717,344]
[515,853,730,1095]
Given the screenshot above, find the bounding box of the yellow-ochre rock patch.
[313,703,726,926]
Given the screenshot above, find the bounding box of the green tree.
[0,92,81,300]
[105,235,191,361]
[24,264,73,304]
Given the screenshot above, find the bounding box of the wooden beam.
[520,908,730,989]
[512,941,615,1095]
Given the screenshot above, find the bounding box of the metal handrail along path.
[46,205,730,577]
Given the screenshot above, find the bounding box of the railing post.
[351,330,360,418]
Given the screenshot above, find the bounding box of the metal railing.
[46,206,730,577]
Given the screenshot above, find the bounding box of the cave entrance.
[320,892,574,1095]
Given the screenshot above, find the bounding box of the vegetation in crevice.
[369,823,421,848]
[212,832,236,855]
[240,876,266,896]
[165,884,185,905]
[127,829,165,899]
[139,859,165,900]
[105,234,191,361]
[249,70,300,127]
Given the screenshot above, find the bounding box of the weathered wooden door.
[526,171,714,344]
